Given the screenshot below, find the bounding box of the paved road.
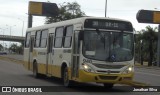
[0,57,160,95]
[134,67,160,86]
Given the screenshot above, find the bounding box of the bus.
[23,17,134,88]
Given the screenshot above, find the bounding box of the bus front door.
[29,36,35,70]
[46,33,54,76]
[71,31,80,78]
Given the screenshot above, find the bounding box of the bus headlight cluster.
[82,63,95,73]
[122,66,134,74]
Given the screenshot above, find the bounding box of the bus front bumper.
[77,70,134,84]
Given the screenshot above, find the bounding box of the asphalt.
[0,54,160,95]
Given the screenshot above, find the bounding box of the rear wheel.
[33,62,40,78]
[63,67,73,87]
[103,83,114,89]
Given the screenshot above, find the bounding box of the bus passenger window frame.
[35,30,41,48]
[40,29,48,48]
[64,25,73,48]
[54,27,64,48]
[25,32,31,48]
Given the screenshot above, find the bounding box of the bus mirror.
[79,31,84,40]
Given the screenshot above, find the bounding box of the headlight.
[82,63,95,73]
[122,66,134,74]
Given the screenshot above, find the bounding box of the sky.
[0,0,159,47]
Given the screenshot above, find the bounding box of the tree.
[135,30,144,64]
[9,43,18,53]
[0,44,3,51]
[17,44,23,54]
[135,26,158,66]
[45,2,85,24]
[9,43,23,54]
[143,26,158,66]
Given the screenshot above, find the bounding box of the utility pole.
[157,25,160,67]
[18,18,25,36]
[28,14,33,28]
[105,0,107,17]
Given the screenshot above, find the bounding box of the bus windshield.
[82,30,133,62]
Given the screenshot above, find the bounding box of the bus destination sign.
[84,19,133,31]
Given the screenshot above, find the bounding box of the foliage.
[9,43,23,54]
[0,44,3,51]
[45,2,86,24]
[135,26,158,66]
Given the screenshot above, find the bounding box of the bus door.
[46,33,54,75]
[71,31,80,78]
[29,36,35,70]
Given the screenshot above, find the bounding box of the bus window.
[35,31,41,47]
[25,32,31,48]
[64,26,73,48]
[40,30,48,48]
[54,27,64,48]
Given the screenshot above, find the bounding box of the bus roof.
[26,17,132,32]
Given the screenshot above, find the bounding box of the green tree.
[135,26,158,66]
[135,30,144,63]
[17,44,23,54]
[9,43,23,54]
[45,2,85,24]
[142,26,158,66]
[9,43,18,53]
[0,44,3,51]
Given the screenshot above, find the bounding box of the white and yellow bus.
[23,17,134,88]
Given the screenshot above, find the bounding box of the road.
[134,67,160,86]
[0,55,160,95]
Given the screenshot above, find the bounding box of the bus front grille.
[96,70,120,74]
[99,76,118,80]
[93,63,125,69]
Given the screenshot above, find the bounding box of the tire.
[33,62,40,78]
[63,67,73,87]
[103,83,114,89]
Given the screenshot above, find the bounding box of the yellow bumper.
[78,70,134,84]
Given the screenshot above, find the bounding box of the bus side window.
[64,26,73,48]
[40,30,48,48]
[35,31,41,47]
[54,27,64,48]
[25,32,31,48]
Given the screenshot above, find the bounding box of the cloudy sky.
[0,0,159,37]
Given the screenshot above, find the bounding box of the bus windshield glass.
[82,31,133,62]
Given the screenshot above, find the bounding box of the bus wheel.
[33,62,40,78]
[63,67,73,87]
[103,83,114,89]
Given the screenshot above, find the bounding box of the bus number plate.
[83,59,92,63]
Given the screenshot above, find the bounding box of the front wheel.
[103,83,114,89]
[63,67,73,87]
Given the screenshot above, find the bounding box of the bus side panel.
[61,49,72,78]
[23,48,30,70]
[35,48,47,74]
[51,49,63,78]
[50,49,72,78]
